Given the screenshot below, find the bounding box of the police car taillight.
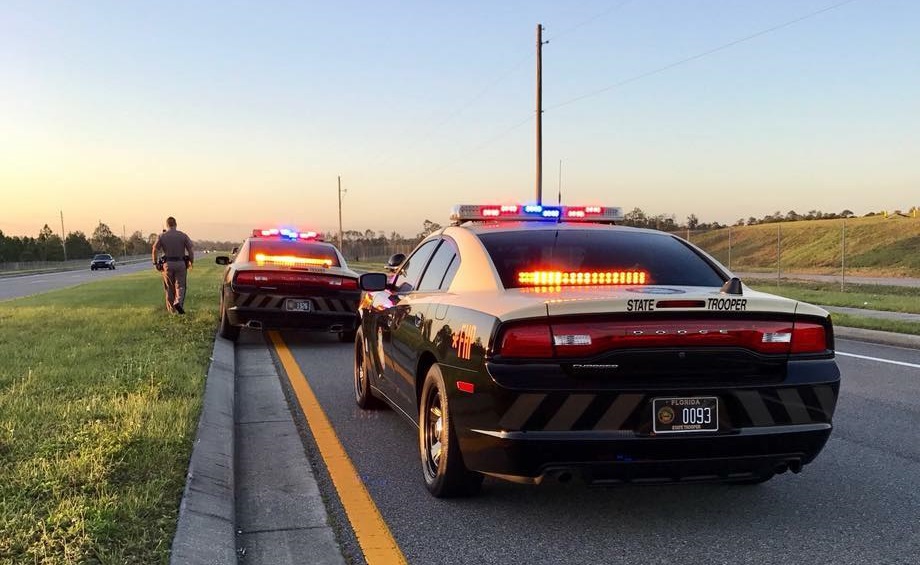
[451,204,623,224]
[234,271,357,290]
[497,319,828,359]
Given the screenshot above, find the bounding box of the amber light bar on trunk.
[234,270,357,290]
[518,270,647,286]
[253,253,332,268]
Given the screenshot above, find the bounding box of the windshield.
[477,229,725,289]
[94,255,112,260]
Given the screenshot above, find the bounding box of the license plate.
[284,299,313,312]
[652,397,718,434]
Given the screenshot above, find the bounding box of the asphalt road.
[278,333,920,565]
[0,261,151,301]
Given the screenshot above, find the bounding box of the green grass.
[0,264,221,563]
[830,313,920,336]
[746,279,920,314]
[690,214,920,277]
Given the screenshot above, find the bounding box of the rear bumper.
[459,423,830,484]
[447,357,840,483]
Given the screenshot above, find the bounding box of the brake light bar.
[234,270,358,290]
[451,204,624,224]
[254,253,332,268]
[518,270,647,286]
[497,319,828,358]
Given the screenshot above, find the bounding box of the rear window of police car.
[248,240,341,267]
[477,229,725,289]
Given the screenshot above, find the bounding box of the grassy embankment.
[689,214,920,277]
[0,264,221,563]
[746,279,920,336]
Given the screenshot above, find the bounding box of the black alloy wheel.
[419,363,483,497]
[353,329,380,409]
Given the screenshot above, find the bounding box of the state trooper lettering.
[707,298,747,311]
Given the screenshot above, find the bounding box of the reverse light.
[517,270,648,286]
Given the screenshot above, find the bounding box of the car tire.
[91,267,96,271]
[218,297,240,342]
[353,329,381,409]
[419,363,483,498]
[339,329,357,343]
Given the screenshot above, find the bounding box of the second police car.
[215,229,360,342]
[354,204,840,497]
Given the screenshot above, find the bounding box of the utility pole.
[123,224,127,258]
[337,175,344,251]
[557,159,562,205]
[60,210,67,261]
[535,24,545,205]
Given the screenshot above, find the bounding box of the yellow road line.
[268,331,408,565]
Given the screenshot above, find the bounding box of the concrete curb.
[836,326,920,349]
[170,335,237,565]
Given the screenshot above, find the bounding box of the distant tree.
[785,210,800,222]
[65,231,94,259]
[127,231,150,255]
[746,217,758,226]
[36,224,64,261]
[734,218,746,227]
[417,220,443,239]
[623,207,648,228]
[686,214,699,230]
[91,222,120,253]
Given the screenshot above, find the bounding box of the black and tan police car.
[215,228,360,342]
[353,204,839,497]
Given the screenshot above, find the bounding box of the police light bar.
[450,204,624,224]
[251,228,322,241]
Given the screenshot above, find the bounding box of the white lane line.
[837,351,920,369]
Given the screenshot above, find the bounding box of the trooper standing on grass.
[152,216,194,314]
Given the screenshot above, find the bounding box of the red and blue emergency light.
[450,204,623,224]
[251,228,321,241]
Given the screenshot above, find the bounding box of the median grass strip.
[0,264,221,563]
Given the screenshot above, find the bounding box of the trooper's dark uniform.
[152,218,194,314]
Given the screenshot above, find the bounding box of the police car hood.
[491,285,829,320]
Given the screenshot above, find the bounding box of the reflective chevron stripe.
[495,386,837,432]
[233,293,357,312]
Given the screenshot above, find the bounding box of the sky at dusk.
[2,0,918,241]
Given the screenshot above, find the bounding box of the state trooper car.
[215,229,360,342]
[354,204,840,497]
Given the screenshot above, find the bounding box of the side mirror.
[359,272,388,292]
[215,256,230,265]
[385,253,405,273]
[231,247,239,255]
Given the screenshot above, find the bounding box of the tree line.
[0,222,238,263]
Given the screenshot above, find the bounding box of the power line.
[370,52,533,171]
[547,0,860,111]
[427,114,534,175]
[544,0,633,42]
